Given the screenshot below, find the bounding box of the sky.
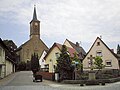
[0,0,120,52]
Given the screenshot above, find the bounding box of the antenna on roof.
[100,35,102,39]
[79,41,82,46]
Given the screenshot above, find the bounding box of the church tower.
[30,5,40,39]
[16,5,48,64]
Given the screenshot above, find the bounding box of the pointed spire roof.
[32,5,37,20]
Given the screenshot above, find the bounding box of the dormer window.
[97,42,100,46]
[55,52,60,59]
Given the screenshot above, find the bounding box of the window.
[44,64,49,72]
[106,60,112,67]
[0,47,2,56]
[53,65,56,69]
[55,52,60,59]
[97,42,100,46]
[88,60,91,67]
[96,51,102,57]
[45,64,49,68]
[50,59,52,62]
[42,59,44,62]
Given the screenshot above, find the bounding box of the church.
[16,6,48,63]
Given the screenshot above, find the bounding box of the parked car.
[33,72,42,82]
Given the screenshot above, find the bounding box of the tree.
[117,44,120,54]
[94,56,105,70]
[17,61,26,71]
[72,53,83,73]
[56,45,73,81]
[31,53,40,76]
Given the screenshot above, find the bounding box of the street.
[0,71,120,90]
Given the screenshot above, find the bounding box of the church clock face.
[34,22,38,31]
[35,22,38,26]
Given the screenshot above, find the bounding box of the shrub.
[17,61,26,71]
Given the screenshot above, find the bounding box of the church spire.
[30,5,40,39]
[33,5,37,20]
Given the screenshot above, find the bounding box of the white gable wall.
[83,38,119,69]
[39,51,47,68]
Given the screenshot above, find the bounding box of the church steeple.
[30,5,40,39]
[33,5,37,20]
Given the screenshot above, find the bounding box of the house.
[39,50,48,69]
[64,39,86,60]
[0,38,16,79]
[83,37,120,70]
[0,39,6,78]
[44,43,77,73]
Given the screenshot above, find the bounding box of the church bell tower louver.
[30,5,40,39]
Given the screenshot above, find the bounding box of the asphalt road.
[0,71,120,90]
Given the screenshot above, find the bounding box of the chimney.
[111,49,114,53]
[76,42,79,47]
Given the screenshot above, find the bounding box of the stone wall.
[37,71,54,80]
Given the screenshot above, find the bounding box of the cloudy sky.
[0,0,120,52]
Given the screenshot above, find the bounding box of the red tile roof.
[44,42,77,59]
[55,43,77,57]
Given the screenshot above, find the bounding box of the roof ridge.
[66,39,76,46]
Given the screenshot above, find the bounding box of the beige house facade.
[45,43,77,73]
[83,37,120,70]
[0,38,16,79]
[0,44,6,78]
[45,43,61,73]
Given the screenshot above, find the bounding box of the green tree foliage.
[17,61,26,71]
[72,53,83,72]
[56,45,73,80]
[94,56,104,70]
[117,44,120,54]
[31,53,40,75]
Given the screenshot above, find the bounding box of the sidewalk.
[0,72,17,86]
[43,79,60,85]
